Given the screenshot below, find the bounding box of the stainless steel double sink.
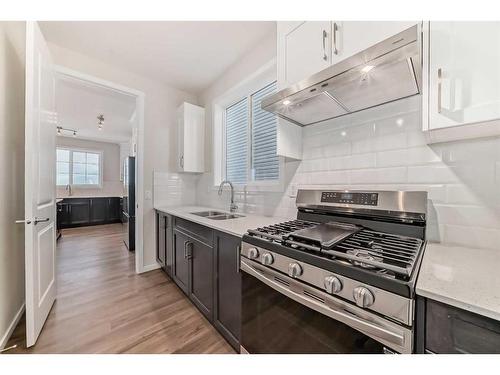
[191,210,244,220]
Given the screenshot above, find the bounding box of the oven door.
[241,258,412,354]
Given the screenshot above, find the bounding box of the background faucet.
[66,184,72,196]
[218,180,238,212]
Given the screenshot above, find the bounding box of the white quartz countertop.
[154,205,286,238]
[416,243,500,321]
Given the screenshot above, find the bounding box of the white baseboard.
[0,302,25,350]
[140,262,161,273]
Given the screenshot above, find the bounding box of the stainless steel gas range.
[240,189,427,354]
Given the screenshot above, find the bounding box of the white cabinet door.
[278,21,332,88]
[24,21,57,347]
[428,21,500,130]
[331,21,418,65]
[178,102,205,173]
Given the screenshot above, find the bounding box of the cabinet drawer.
[426,299,500,353]
[174,217,213,246]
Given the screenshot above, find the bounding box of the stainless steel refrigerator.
[123,156,135,251]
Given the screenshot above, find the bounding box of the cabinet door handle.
[236,245,241,274]
[187,242,193,259]
[322,29,328,61]
[183,240,188,259]
[180,155,184,168]
[332,22,339,56]
[437,68,443,113]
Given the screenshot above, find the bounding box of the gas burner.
[347,249,384,269]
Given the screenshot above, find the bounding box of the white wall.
[0,21,26,349]
[56,136,123,198]
[47,42,198,270]
[196,31,500,251]
[195,31,278,209]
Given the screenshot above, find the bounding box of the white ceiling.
[40,21,276,94]
[57,76,136,144]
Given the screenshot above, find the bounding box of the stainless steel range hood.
[262,25,421,126]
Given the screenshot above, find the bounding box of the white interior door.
[24,21,57,347]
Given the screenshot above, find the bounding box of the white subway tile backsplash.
[196,97,500,251]
[407,165,459,184]
[350,167,407,184]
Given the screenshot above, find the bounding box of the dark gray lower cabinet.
[416,297,500,353]
[57,197,122,228]
[214,231,241,351]
[189,237,214,320]
[89,198,107,224]
[155,211,241,351]
[172,228,191,294]
[156,212,167,269]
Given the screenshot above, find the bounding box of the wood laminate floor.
[5,223,235,354]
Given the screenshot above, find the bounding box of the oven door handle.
[241,258,411,353]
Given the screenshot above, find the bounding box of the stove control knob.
[261,252,274,266]
[247,247,259,260]
[288,263,303,278]
[353,286,375,308]
[324,276,342,294]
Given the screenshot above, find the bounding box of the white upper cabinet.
[331,21,418,64]
[177,102,205,173]
[275,21,420,160]
[278,21,332,88]
[424,22,500,142]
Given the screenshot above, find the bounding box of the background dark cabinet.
[57,197,122,228]
[214,231,241,351]
[57,203,71,228]
[89,198,107,224]
[107,197,121,222]
[69,199,91,225]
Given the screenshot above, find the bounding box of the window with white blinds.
[225,98,249,185]
[251,82,279,181]
[224,81,279,186]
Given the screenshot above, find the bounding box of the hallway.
[6,224,234,353]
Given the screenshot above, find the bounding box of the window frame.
[213,60,284,192]
[56,146,104,188]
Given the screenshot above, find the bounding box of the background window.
[56,148,102,186]
[224,81,279,185]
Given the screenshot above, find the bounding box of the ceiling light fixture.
[97,114,104,130]
[282,99,291,106]
[57,126,77,137]
[361,65,375,74]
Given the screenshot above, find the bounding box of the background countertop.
[416,243,500,321]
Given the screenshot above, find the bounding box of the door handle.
[180,155,184,168]
[186,242,193,260]
[437,68,443,113]
[322,29,328,61]
[15,217,49,225]
[15,219,32,224]
[34,217,50,225]
[332,22,339,56]
[183,240,188,259]
[236,245,241,273]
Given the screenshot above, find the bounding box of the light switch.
[145,190,152,200]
